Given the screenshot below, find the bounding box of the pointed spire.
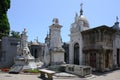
[116,16,119,22]
[47,31,49,35]
[80,3,83,16]
[76,12,78,17]
[75,12,78,22]
[36,36,38,42]
[112,16,119,30]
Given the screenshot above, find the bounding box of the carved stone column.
[101,49,105,72]
[109,50,113,69]
[98,30,101,41]
[96,51,100,70]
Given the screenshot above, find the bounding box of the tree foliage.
[10,30,20,38]
[0,0,11,39]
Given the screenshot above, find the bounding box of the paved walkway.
[0,72,86,80]
[0,70,120,80]
[87,69,120,80]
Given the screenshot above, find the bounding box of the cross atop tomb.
[80,3,83,16]
[80,3,83,9]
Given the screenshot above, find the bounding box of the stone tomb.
[9,29,42,73]
[65,64,92,77]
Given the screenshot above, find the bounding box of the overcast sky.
[8,0,120,42]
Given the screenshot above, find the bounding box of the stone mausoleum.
[69,4,120,72]
[0,4,120,72]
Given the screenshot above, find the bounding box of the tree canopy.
[10,30,20,38]
[0,0,11,39]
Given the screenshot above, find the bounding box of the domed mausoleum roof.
[78,15,89,27]
[31,39,40,45]
[70,3,90,32]
[78,3,89,27]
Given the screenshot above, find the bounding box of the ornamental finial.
[116,16,119,22]
[80,3,83,16]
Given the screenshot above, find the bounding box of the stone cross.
[80,3,83,15]
[80,3,83,9]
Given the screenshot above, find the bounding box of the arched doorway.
[34,49,38,58]
[74,43,79,65]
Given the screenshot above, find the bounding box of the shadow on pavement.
[92,68,120,76]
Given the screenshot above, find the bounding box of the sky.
[8,0,120,43]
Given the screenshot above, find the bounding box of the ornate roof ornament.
[116,16,119,22]
[80,3,83,16]
[53,18,59,24]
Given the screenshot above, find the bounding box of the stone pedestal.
[14,55,37,69]
[50,47,65,65]
[9,55,37,73]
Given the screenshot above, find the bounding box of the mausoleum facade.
[69,4,120,72]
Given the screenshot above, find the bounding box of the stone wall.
[0,37,20,68]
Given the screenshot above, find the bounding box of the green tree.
[10,30,20,38]
[0,0,10,39]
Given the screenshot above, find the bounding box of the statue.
[17,42,22,55]
[10,29,43,73]
[20,29,31,56]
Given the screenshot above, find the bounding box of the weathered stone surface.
[9,29,43,73]
[65,64,92,77]
[49,18,65,65]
